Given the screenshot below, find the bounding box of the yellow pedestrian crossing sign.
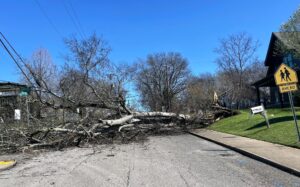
[274,64,300,142]
[274,63,298,86]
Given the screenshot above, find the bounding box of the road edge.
[188,131,300,177]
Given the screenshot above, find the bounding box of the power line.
[34,0,63,38]
[62,0,85,39]
[0,32,41,87]
[0,36,31,83]
[68,1,86,38]
[0,32,27,67]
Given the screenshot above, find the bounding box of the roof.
[273,32,300,49]
[251,75,276,87]
[0,81,29,92]
[265,32,300,66]
[0,81,28,87]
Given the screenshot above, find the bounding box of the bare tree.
[135,52,190,112]
[19,48,59,117]
[24,48,58,89]
[214,32,259,109]
[281,6,300,32]
[245,60,267,83]
[62,33,112,106]
[17,33,132,116]
[186,73,216,115]
[274,7,300,59]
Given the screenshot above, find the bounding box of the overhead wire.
[0,35,31,83]
[62,0,86,39]
[0,32,42,87]
[33,0,63,39]
[34,0,86,40]
[0,32,29,68]
[2,1,87,89]
[67,0,86,38]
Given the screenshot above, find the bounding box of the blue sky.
[0,0,299,82]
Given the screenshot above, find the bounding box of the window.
[283,53,294,67]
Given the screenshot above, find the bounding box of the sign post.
[274,63,300,141]
[19,87,31,126]
[287,91,300,141]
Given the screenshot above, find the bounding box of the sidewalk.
[190,129,300,177]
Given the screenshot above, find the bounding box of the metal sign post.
[288,91,300,141]
[26,95,30,126]
[19,88,30,126]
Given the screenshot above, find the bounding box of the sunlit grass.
[208,108,300,148]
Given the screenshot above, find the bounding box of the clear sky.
[0,0,299,82]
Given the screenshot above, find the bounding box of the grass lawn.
[208,108,300,148]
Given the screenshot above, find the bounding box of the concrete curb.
[0,160,17,172]
[188,131,300,177]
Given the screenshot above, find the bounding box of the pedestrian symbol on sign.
[284,67,292,81]
[274,64,298,85]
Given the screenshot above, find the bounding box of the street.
[1,134,300,187]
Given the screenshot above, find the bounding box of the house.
[252,32,300,107]
[0,81,31,122]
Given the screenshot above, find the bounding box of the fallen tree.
[0,111,194,154]
[0,33,238,155]
[0,106,238,155]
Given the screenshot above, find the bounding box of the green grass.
[208,108,300,148]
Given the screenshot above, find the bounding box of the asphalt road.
[1,134,300,187]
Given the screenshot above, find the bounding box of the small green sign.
[19,87,30,97]
[19,91,28,97]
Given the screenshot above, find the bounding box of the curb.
[188,131,300,177]
[0,160,17,172]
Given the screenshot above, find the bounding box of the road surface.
[0,134,300,187]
